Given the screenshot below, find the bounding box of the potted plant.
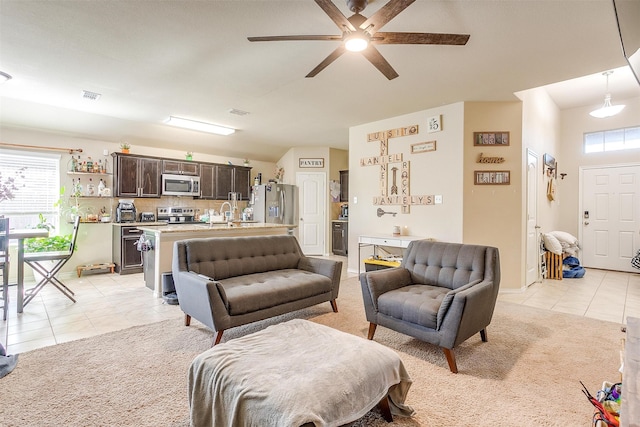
[24,214,74,253]
[243,158,250,167]
[186,152,193,161]
[120,142,130,153]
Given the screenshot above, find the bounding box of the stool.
[545,252,563,280]
[188,319,414,426]
[76,263,115,277]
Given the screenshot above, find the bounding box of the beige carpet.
[0,277,623,426]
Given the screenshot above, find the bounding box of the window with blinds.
[0,150,60,230]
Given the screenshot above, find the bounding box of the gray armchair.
[360,240,500,373]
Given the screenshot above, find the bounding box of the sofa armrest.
[360,267,413,312]
[172,271,230,332]
[299,257,342,298]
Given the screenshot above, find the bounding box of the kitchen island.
[135,222,296,297]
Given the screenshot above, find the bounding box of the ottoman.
[188,319,414,427]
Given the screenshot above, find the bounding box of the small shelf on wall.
[67,172,112,176]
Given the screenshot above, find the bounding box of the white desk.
[358,234,426,275]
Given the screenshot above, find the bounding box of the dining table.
[8,228,49,313]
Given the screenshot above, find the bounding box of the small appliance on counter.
[116,199,136,223]
[156,206,198,224]
[140,212,156,222]
[339,203,348,220]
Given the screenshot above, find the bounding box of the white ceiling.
[1,0,639,162]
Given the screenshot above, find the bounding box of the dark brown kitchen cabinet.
[332,221,348,256]
[112,226,143,274]
[199,163,216,199]
[162,160,198,175]
[214,165,251,200]
[339,170,349,202]
[113,153,161,198]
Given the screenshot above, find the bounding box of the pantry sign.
[299,158,324,168]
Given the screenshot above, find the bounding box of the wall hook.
[377,207,397,217]
[560,173,567,180]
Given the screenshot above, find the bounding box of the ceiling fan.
[248,0,470,80]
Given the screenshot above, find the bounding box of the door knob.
[584,221,589,226]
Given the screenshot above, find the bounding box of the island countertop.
[136,222,295,234]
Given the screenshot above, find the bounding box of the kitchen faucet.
[220,201,233,221]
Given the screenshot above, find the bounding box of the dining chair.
[0,217,9,321]
[23,216,81,307]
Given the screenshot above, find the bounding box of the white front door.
[525,150,539,286]
[296,172,326,255]
[581,164,640,272]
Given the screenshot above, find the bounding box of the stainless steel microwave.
[161,174,200,196]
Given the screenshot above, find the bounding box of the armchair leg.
[480,328,488,342]
[184,314,191,326]
[443,348,458,374]
[213,330,224,346]
[329,300,338,313]
[367,323,377,340]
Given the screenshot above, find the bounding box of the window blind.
[0,149,60,229]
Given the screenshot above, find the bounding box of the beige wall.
[463,102,523,290]
[348,102,465,271]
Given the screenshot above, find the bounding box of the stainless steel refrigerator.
[251,183,298,225]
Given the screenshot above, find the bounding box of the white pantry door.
[581,164,640,272]
[296,172,326,255]
[526,150,539,286]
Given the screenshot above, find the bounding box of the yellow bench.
[76,263,115,277]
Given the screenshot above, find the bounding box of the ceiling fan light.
[165,116,235,136]
[345,36,368,52]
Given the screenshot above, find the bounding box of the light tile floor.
[1,265,639,354]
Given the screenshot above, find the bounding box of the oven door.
[162,174,200,196]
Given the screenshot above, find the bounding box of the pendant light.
[590,71,625,118]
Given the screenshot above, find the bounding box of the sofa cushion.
[217,269,333,315]
[377,284,449,329]
[184,236,302,280]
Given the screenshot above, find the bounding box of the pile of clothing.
[542,231,585,279]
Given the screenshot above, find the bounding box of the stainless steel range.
[156,207,197,224]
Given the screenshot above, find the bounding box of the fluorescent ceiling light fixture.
[165,116,235,135]
[344,33,369,52]
[590,71,626,118]
[0,71,12,83]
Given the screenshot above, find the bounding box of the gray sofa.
[360,240,500,373]
[172,235,342,345]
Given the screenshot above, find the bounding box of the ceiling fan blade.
[360,45,399,80]
[373,32,470,45]
[314,0,356,32]
[248,35,342,42]
[359,0,415,34]
[306,45,347,78]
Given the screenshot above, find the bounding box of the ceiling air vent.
[82,90,102,101]
[228,108,250,116]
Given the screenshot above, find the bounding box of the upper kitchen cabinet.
[112,153,161,198]
[162,160,199,176]
[215,165,251,200]
[199,163,216,199]
[339,170,349,202]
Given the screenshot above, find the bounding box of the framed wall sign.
[427,115,442,133]
[474,170,510,185]
[299,158,324,168]
[473,131,510,146]
[411,141,436,154]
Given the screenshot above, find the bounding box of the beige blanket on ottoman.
[188,319,414,427]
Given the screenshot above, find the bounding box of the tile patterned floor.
[2,264,639,354]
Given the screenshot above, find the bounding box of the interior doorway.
[580,163,640,272]
[525,149,540,286]
[295,172,326,255]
